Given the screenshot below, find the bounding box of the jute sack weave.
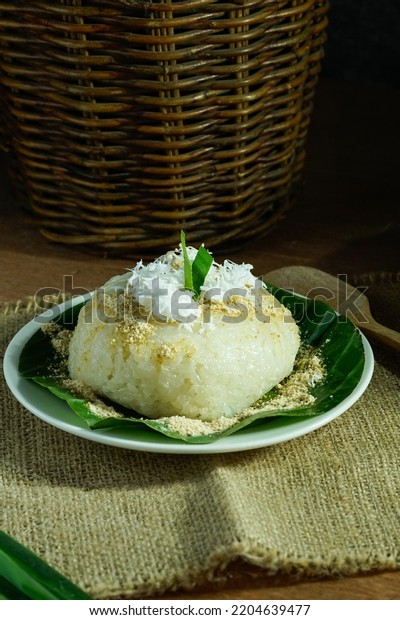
[1,277,399,599]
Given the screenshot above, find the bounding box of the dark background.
[322,0,400,87]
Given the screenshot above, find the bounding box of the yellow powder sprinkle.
[51,329,73,357]
[116,317,155,346]
[86,401,126,421]
[41,322,73,376]
[61,378,125,421]
[156,343,178,360]
[156,415,236,437]
[242,345,324,415]
[41,321,62,337]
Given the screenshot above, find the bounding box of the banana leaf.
[18,285,365,444]
[0,531,91,600]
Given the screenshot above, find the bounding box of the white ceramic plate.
[3,295,374,454]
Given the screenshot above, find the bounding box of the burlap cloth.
[1,273,399,599]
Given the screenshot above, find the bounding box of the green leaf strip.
[0,574,30,600]
[0,531,91,600]
[180,230,194,293]
[180,230,213,297]
[191,245,214,297]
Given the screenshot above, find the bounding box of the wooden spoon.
[265,265,400,351]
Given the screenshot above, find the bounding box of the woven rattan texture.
[0,1,328,254]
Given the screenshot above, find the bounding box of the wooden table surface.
[1,78,399,600]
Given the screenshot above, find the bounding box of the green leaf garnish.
[180,230,194,293]
[0,531,91,600]
[192,245,214,298]
[180,230,213,298]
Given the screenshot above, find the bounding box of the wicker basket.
[0,0,328,255]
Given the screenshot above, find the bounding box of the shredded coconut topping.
[102,245,258,328]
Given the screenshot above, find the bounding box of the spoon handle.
[358,319,400,352]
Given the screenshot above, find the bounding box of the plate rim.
[3,294,374,454]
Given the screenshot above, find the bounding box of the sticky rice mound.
[68,247,300,422]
